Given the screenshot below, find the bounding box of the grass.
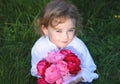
[0,0,120,84]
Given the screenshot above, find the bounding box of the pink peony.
[45,64,61,84]
[56,61,70,77]
[37,49,81,84]
[46,51,65,63]
[56,78,63,84]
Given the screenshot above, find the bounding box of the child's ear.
[42,25,48,35]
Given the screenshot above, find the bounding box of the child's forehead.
[52,17,66,25]
[50,17,76,29]
[50,17,76,28]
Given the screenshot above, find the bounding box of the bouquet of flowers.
[37,49,81,84]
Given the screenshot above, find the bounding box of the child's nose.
[63,32,69,40]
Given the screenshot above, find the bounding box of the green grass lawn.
[0,0,120,84]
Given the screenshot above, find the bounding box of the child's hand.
[75,77,84,83]
[69,77,84,84]
[69,81,75,84]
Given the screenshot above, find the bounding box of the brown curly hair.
[34,0,83,35]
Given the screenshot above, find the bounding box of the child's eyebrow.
[55,27,75,30]
[69,27,75,29]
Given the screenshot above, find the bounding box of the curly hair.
[34,0,83,35]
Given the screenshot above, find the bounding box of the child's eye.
[68,29,75,32]
[56,30,62,33]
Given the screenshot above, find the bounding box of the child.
[31,0,98,84]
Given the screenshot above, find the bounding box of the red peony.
[37,49,81,84]
[37,60,51,77]
[64,52,81,74]
[37,78,48,84]
[60,50,71,55]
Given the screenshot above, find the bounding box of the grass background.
[0,0,120,84]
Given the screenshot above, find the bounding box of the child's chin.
[59,46,67,49]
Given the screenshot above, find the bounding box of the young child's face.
[43,18,76,49]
